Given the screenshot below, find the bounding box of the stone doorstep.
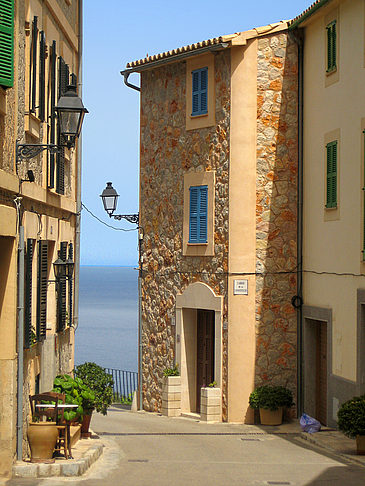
[12,433,103,478]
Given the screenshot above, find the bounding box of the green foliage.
[163,363,180,377]
[208,381,217,388]
[114,393,133,405]
[338,395,365,438]
[249,385,294,411]
[52,374,95,422]
[74,362,114,416]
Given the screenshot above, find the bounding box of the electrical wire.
[81,203,138,232]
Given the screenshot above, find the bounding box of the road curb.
[12,443,103,478]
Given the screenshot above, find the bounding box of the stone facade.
[255,34,298,395]
[140,50,231,416]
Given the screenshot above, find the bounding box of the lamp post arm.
[16,143,61,163]
[111,213,139,225]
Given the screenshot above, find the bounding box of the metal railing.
[105,368,138,402]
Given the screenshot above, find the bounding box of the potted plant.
[74,362,114,435]
[162,364,181,417]
[200,381,221,422]
[27,420,59,463]
[337,395,365,454]
[249,385,294,425]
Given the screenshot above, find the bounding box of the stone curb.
[299,432,365,468]
[12,443,103,478]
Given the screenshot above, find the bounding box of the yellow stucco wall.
[303,0,365,381]
[228,40,258,423]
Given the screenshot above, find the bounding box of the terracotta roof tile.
[289,0,331,28]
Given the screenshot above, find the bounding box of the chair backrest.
[29,394,59,422]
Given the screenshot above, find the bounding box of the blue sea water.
[75,266,138,372]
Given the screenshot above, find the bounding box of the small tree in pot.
[338,395,365,455]
[249,385,294,425]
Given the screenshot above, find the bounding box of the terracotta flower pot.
[259,407,283,426]
[356,435,365,455]
[27,422,59,463]
[81,410,93,438]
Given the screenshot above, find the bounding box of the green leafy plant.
[52,374,95,421]
[208,381,217,388]
[338,395,365,438]
[74,362,114,415]
[249,385,294,411]
[163,363,180,377]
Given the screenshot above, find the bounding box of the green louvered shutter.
[24,239,34,349]
[68,243,73,326]
[36,240,48,341]
[326,21,336,72]
[30,16,38,113]
[0,0,14,87]
[326,141,337,208]
[38,30,46,121]
[363,131,365,261]
[49,41,57,189]
[57,242,67,332]
[56,57,69,195]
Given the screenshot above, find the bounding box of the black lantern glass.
[100,182,119,216]
[55,85,88,148]
[53,251,66,279]
[65,257,75,278]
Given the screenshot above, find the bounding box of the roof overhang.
[289,0,332,30]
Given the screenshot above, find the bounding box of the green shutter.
[363,131,365,261]
[57,242,67,332]
[38,30,46,121]
[0,0,14,87]
[68,243,73,326]
[36,240,48,341]
[24,239,34,349]
[326,141,337,208]
[326,21,337,72]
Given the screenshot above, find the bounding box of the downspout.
[15,199,24,460]
[291,29,304,416]
[74,0,83,332]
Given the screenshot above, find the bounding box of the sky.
[80,0,311,266]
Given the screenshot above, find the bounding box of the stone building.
[122,22,298,422]
[0,0,83,476]
[289,0,365,427]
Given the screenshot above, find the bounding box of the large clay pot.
[27,422,59,463]
[259,407,283,426]
[356,435,365,455]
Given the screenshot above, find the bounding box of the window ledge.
[326,67,337,76]
[25,113,42,138]
[187,242,208,246]
[190,112,208,119]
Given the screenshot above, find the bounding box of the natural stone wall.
[140,51,230,418]
[255,33,298,398]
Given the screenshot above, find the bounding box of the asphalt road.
[4,406,365,486]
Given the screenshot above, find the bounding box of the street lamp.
[100,182,139,224]
[16,85,88,163]
[100,182,142,410]
[53,251,67,280]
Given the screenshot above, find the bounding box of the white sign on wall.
[234,279,248,295]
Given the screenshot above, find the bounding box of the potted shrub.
[74,362,114,435]
[249,385,294,425]
[200,381,221,422]
[52,374,94,422]
[162,364,181,417]
[337,395,365,454]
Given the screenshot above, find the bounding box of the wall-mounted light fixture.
[100,182,139,224]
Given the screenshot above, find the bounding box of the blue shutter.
[191,67,208,116]
[189,186,208,243]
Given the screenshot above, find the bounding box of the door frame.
[175,282,223,415]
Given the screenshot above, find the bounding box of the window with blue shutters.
[192,67,208,116]
[189,185,208,243]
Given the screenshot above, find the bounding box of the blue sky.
[81,0,311,266]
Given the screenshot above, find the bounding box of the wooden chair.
[42,391,69,460]
[29,394,59,422]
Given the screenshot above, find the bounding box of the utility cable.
[81,203,138,232]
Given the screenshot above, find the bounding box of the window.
[191,67,208,116]
[25,239,34,349]
[326,20,337,72]
[326,141,337,208]
[36,240,48,341]
[0,0,14,88]
[189,185,208,243]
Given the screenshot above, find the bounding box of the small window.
[191,67,208,116]
[326,141,337,208]
[326,20,337,72]
[189,185,208,243]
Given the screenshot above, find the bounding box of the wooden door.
[316,323,327,425]
[196,309,215,412]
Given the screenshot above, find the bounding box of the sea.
[75,266,138,372]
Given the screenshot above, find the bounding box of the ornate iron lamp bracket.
[112,213,139,225]
[16,143,60,163]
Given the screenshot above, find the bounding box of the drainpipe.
[291,29,304,416]
[74,0,83,332]
[15,197,24,460]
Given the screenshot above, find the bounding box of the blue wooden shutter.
[191,67,208,116]
[189,186,208,243]
[326,141,337,208]
[0,0,14,87]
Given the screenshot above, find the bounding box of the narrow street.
[4,406,365,486]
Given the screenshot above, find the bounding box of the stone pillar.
[200,387,221,422]
[161,376,181,417]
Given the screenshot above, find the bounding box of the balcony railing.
[105,368,138,403]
